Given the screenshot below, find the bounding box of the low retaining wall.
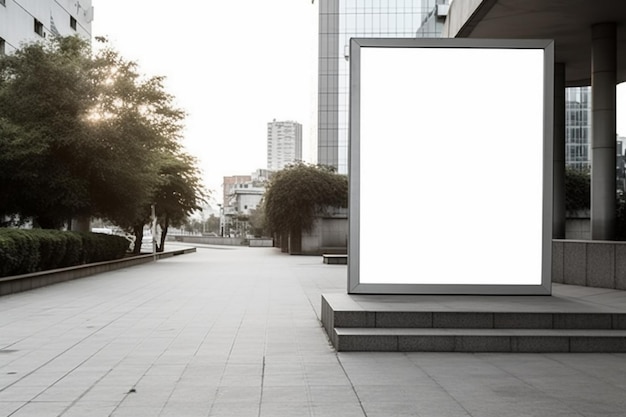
[175,236,274,247]
[174,236,244,246]
[249,238,274,247]
[0,247,196,297]
[553,240,626,290]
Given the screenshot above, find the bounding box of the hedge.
[0,229,129,278]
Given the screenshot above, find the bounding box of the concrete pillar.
[553,63,566,239]
[591,22,617,240]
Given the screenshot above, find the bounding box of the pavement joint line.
[3,246,626,416]
[335,353,369,417]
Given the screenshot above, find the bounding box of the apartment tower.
[267,119,303,171]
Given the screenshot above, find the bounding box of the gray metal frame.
[348,37,554,295]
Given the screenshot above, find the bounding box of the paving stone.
[2,245,626,417]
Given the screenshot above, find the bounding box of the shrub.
[0,229,130,277]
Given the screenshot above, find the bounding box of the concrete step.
[333,327,626,353]
[329,310,626,330]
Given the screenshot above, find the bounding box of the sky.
[91,1,319,209]
[91,1,626,211]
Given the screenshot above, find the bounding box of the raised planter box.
[552,239,626,290]
[0,247,196,296]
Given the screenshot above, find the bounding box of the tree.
[0,36,196,246]
[206,214,220,235]
[85,40,190,250]
[263,163,347,251]
[0,36,96,227]
[152,152,208,252]
[248,206,268,237]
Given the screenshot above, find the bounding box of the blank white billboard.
[348,38,554,294]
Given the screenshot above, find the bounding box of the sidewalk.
[1,244,625,417]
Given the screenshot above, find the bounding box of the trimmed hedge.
[0,229,129,278]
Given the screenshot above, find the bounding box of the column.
[591,22,617,240]
[553,63,566,239]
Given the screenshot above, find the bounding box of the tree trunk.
[157,216,169,253]
[132,224,143,255]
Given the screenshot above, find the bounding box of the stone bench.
[323,254,347,265]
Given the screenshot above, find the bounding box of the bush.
[565,167,590,212]
[0,229,40,276]
[79,232,129,263]
[37,230,68,270]
[0,229,130,277]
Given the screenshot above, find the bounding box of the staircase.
[321,286,626,352]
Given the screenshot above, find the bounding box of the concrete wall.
[175,236,245,246]
[566,218,591,240]
[176,236,275,248]
[301,216,348,255]
[566,210,591,240]
[441,0,485,37]
[553,239,626,290]
[249,238,274,247]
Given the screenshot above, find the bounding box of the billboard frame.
[348,37,554,295]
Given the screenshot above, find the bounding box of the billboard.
[348,38,554,295]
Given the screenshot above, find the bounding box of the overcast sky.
[91,1,319,208]
[91,1,626,209]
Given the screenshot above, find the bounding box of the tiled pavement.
[1,244,625,417]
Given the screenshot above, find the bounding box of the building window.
[0,37,5,55]
[34,19,44,36]
[70,16,77,30]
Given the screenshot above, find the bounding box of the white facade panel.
[0,0,92,54]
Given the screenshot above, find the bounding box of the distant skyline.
[91,1,318,208]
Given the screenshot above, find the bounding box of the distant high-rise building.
[0,0,93,55]
[565,86,592,170]
[316,0,446,173]
[267,120,303,171]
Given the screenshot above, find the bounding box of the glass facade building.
[317,0,446,173]
[565,86,591,170]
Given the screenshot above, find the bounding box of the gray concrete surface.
[1,244,626,416]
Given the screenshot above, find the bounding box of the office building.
[317,0,446,173]
[565,86,592,170]
[0,0,93,55]
[267,119,303,171]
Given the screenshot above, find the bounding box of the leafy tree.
[248,206,268,237]
[0,36,200,249]
[263,163,347,251]
[85,40,191,250]
[152,152,207,252]
[0,36,95,227]
[206,214,220,235]
[86,47,182,225]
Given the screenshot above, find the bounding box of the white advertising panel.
[348,38,554,294]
